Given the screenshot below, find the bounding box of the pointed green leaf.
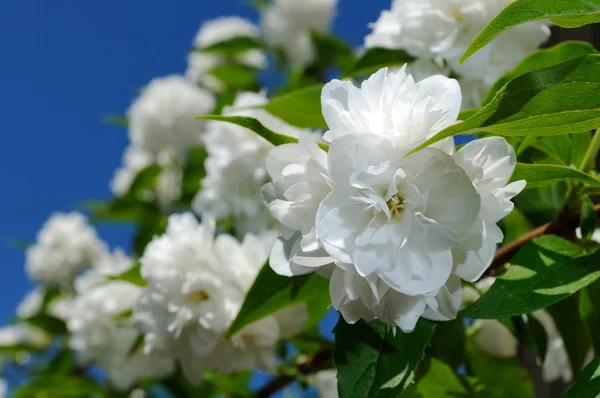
[107,262,146,286]
[461,235,600,319]
[197,36,264,55]
[227,264,330,337]
[195,115,299,146]
[207,65,259,90]
[563,355,600,397]
[260,85,328,129]
[344,48,415,78]
[411,55,600,154]
[14,375,103,398]
[335,318,436,398]
[461,0,600,63]
[511,163,600,188]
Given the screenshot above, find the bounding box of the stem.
[579,130,600,171]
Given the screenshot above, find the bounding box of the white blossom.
[26,212,106,285]
[313,369,338,397]
[365,0,550,108]
[128,75,215,158]
[132,213,306,382]
[261,0,338,68]
[16,288,44,319]
[193,91,307,236]
[0,325,49,350]
[0,379,6,398]
[186,17,267,92]
[451,137,525,282]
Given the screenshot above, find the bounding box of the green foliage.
[511,163,600,188]
[461,0,600,63]
[462,235,600,319]
[22,314,67,335]
[195,115,299,146]
[227,264,330,337]
[344,48,415,78]
[334,318,436,398]
[410,358,485,398]
[197,36,265,55]
[107,261,146,286]
[207,65,260,90]
[14,375,104,398]
[563,355,600,397]
[260,85,328,129]
[412,55,600,153]
[580,196,599,239]
[428,319,466,370]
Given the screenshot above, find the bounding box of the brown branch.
[256,349,333,398]
[482,204,600,278]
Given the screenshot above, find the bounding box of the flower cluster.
[132,213,306,382]
[264,67,525,332]
[365,0,551,108]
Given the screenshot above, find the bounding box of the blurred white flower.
[193,91,307,236]
[68,280,174,391]
[0,325,49,349]
[365,0,550,108]
[313,369,338,397]
[128,75,215,158]
[186,16,267,92]
[26,212,106,285]
[0,379,6,398]
[320,67,458,153]
[132,213,306,382]
[451,137,525,282]
[16,288,44,319]
[261,0,338,68]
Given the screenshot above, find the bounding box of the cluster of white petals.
[261,0,338,68]
[25,212,106,285]
[186,16,267,92]
[264,67,524,332]
[66,251,175,391]
[128,75,215,159]
[365,0,551,108]
[132,213,306,382]
[464,279,584,383]
[193,91,307,236]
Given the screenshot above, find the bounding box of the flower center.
[186,290,210,305]
[451,8,464,21]
[386,195,405,218]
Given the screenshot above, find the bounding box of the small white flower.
[128,75,215,158]
[193,91,307,236]
[133,213,306,382]
[320,67,458,153]
[26,212,107,285]
[187,17,267,92]
[261,0,338,68]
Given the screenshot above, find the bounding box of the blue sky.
[0,0,390,324]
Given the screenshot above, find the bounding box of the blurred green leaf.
[198,36,264,55]
[195,115,298,146]
[127,165,162,197]
[107,262,146,286]
[261,85,328,129]
[207,65,260,90]
[429,319,467,369]
[344,47,415,78]
[511,163,600,188]
[22,314,67,335]
[15,375,103,398]
[335,318,436,398]
[132,212,168,257]
[580,196,599,240]
[310,30,355,70]
[563,354,600,398]
[414,358,483,397]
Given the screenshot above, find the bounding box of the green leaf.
[179,146,208,206]
[511,163,600,188]
[482,41,597,106]
[466,341,534,398]
[533,135,573,165]
[428,319,467,369]
[580,196,599,240]
[226,264,330,337]
[414,358,483,397]
[573,131,593,168]
[411,55,600,153]
[127,165,162,197]
[547,294,592,379]
[335,318,436,398]
[198,36,264,55]
[107,262,146,286]
[310,30,355,69]
[207,65,259,90]
[461,235,600,319]
[14,375,103,398]
[563,355,600,398]
[581,280,600,353]
[103,113,129,128]
[195,115,298,146]
[22,314,67,335]
[502,207,532,244]
[514,182,566,225]
[460,0,600,63]
[260,85,328,129]
[90,198,160,223]
[344,48,416,78]
[132,212,168,257]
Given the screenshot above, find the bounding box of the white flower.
[26,212,106,285]
[452,137,525,281]
[0,325,49,349]
[262,134,334,276]
[261,0,338,68]
[313,369,338,398]
[320,67,458,153]
[186,17,267,92]
[193,91,307,236]
[0,379,6,398]
[128,75,215,158]
[17,288,44,319]
[132,213,306,382]
[67,280,174,391]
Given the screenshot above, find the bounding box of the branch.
[482,203,600,278]
[256,349,333,398]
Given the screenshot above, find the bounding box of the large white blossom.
[264,67,524,331]
[132,213,306,382]
[193,91,307,236]
[365,0,550,108]
[128,75,215,158]
[26,212,106,285]
[186,17,267,92]
[261,0,338,68]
